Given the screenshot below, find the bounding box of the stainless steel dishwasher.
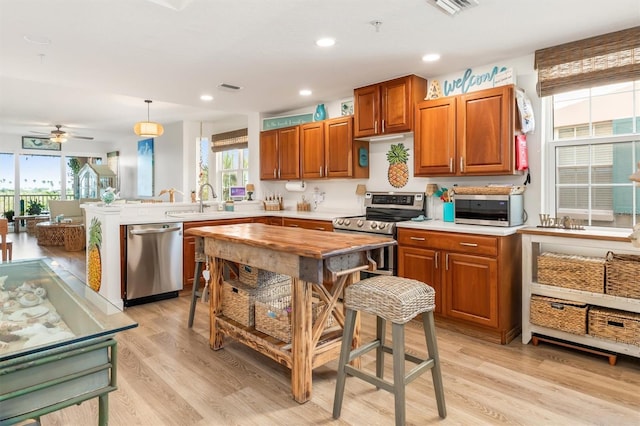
[125,222,183,306]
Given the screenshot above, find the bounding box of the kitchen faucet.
[198,183,217,213]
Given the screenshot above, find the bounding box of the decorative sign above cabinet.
[438,65,510,97]
[263,113,313,130]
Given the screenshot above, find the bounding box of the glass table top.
[0,258,138,362]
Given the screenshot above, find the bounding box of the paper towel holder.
[285,180,306,192]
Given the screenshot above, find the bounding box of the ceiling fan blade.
[73,136,94,140]
[29,131,50,135]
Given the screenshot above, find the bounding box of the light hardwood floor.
[7,231,640,425]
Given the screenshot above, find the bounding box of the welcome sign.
[436,65,514,97]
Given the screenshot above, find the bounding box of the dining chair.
[1,218,13,262]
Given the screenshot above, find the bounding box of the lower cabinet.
[282,217,333,231]
[182,218,253,289]
[397,228,521,344]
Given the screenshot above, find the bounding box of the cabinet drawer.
[397,229,497,256]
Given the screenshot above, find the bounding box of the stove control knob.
[370,222,378,229]
[378,222,387,230]
[356,220,364,227]
[336,218,344,225]
[344,219,351,226]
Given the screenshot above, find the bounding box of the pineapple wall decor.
[88,217,102,292]
[387,143,409,188]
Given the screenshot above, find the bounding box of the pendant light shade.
[134,99,164,137]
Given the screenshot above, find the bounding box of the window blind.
[211,128,248,152]
[535,26,640,97]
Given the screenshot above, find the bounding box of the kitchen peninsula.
[186,223,394,403]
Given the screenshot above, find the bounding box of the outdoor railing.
[0,194,63,218]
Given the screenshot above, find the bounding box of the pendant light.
[134,99,164,137]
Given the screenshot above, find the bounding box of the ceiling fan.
[30,124,94,141]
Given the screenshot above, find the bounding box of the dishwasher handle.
[129,226,181,236]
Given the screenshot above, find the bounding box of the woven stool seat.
[345,276,435,324]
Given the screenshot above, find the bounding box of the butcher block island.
[186,223,395,403]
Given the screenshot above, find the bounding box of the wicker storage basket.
[605,252,640,299]
[452,185,525,195]
[530,295,588,335]
[222,279,291,326]
[537,252,605,293]
[255,296,335,343]
[588,307,640,346]
[239,264,289,288]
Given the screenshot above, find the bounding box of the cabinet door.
[445,252,498,327]
[278,126,300,180]
[458,85,513,175]
[325,117,353,178]
[354,84,380,138]
[259,129,279,180]
[398,246,442,314]
[300,122,325,179]
[381,76,413,135]
[282,218,333,231]
[414,97,457,176]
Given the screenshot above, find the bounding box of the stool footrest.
[344,365,395,393]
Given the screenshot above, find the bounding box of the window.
[218,148,249,201]
[547,80,640,228]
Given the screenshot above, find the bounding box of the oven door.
[333,229,395,277]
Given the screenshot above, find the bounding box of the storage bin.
[588,307,640,346]
[238,264,289,288]
[530,295,588,335]
[254,296,335,343]
[222,279,291,326]
[605,252,640,299]
[537,252,605,293]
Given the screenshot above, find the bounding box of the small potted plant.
[2,209,14,222]
[26,200,45,216]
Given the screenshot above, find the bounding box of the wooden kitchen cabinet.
[301,116,369,179]
[397,228,521,344]
[282,217,333,232]
[182,218,253,288]
[414,85,516,176]
[354,75,427,138]
[259,126,300,180]
[254,216,283,226]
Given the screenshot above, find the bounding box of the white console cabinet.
[519,227,640,358]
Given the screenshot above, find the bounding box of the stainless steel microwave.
[454,194,524,227]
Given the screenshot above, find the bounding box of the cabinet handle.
[410,236,426,241]
[435,252,439,269]
[459,242,478,247]
[374,121,378,134]
[319,166,323,177]
[382,119,385,133]
[460,156,464,173]
[273,169,277,178]
[314,227,326,231]
[288,224,299,227]
[449,158,453,173]
[278,168,281,179]
[445,253,449,270]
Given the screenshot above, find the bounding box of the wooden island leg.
[210,256,225,350]
[291,277,313,403]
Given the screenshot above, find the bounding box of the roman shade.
[534,26,640,97]
[211,128,248,152]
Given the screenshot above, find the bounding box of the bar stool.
[333,276,446,425]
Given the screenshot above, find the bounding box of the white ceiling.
[1,0,639,144]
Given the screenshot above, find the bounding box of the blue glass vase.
[314,104,326,121]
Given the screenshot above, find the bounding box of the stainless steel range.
[333,191,426,276]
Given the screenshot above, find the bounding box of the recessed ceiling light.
[299,89,312,96]
[200,94,213,101]
[23,34,51,45]
[316,38,335,47]
[422,53,441,62]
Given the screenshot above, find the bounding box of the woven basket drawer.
[537,252,605,293]
[588,307,640,346]
[222,279,291,326]
[605,252,640,299]
[530,295,588,335]
[239,265,289,288]
[255,296,334,343]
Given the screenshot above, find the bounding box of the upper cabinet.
[354,75,428,138]
[415,85,516,177]
[259,126,300,180]
[261,116,368,181]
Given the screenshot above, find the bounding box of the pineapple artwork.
[87,217,103,292]
[387,143,409,188]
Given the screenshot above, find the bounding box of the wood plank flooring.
[6,231,640,425]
